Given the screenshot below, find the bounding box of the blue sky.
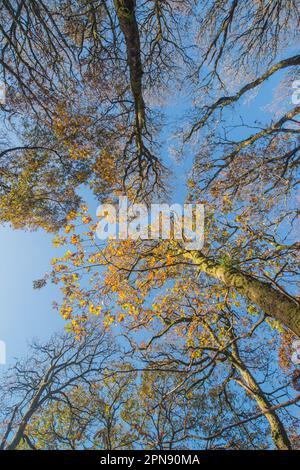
[0,227,64,364]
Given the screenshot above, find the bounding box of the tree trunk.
[5,371,52,449]
[114,0,145,134]
[185,251,300,337]
[229,341,292,450]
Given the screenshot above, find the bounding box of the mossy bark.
[186,251,300,337]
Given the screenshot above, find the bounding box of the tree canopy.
[0,0,299,450]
